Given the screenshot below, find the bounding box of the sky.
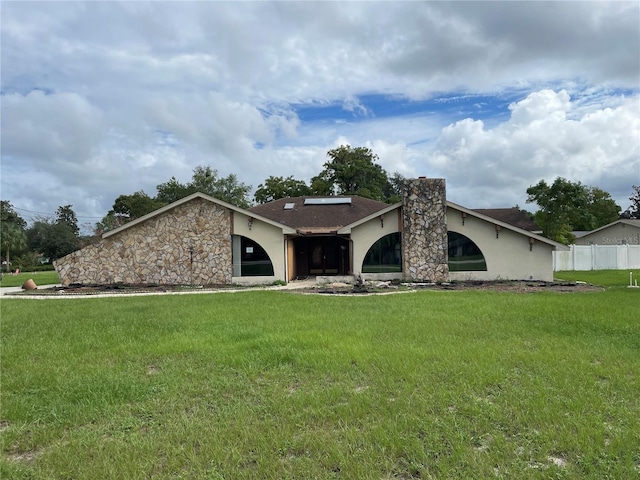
[2,1,639,229]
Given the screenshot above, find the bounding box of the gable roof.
[473,207,540,231]
[448,201,569,250]
[248,196,390,234]
[102,192,296,239]
[579,219,640,237]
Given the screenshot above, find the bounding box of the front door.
[309,237,350,275]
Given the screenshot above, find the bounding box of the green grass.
[0,271,60,288]
[1,275,639,478]
[555,269,640,288]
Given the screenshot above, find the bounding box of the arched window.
[448,232,487,271]
[232,236,274,276]
[362,233,402,273]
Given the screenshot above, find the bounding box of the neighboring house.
[55,178,567,286]
[574,219,640,246]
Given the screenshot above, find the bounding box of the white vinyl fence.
[553,245,640,271]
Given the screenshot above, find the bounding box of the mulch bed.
[7,280,603,296]
[309,280,603,295]
[10,283,233,296]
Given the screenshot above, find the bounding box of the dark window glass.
[241,237,274,276]
[362,233,402,273]
[448,232,487,271]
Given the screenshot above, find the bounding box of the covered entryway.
[292,236,350,277]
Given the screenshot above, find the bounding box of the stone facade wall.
[55,198,232,286]
[402,178,449,282]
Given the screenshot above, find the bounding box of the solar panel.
[303,197,352,205]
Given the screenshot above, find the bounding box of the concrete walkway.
[0,284,63,297]
[0,286,25,296]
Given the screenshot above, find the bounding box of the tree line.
[0,202,81,272]
[2,145,639,271]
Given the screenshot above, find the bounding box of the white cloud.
[1,1,638,221]
[508,89,571,126]
[2,90,105,167]
[427,90,640,209]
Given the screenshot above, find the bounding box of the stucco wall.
[349,208,401,279]
[55,198,233,286]
[447,206,555,282]
[232,211,287,283]
[575,223,640,246]
[402,178,449,282]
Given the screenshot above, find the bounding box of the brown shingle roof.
[248,196,389,233]
[473,208,540,231]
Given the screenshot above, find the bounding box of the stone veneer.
[55,198,232,286]
[402,178,449,282]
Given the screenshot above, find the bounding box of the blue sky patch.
[292,91,527,128]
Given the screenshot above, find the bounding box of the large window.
[362,233,402,273]
[232,236,274,276]
[448,232,487,271]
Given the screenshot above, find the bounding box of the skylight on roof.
[284,202,295,210]
[304,198,352,205]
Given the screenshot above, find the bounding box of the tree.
[526,178,591,244]
[1,223,27,273]
[581,187,620,229]
[1,200,27,229]
[310,145,396,202]
[26,204,81,261]
[156,165,252,208]
[0,201,28,272]
[621,185,640,219]
[254,176,312,204]
[56,205,79,237]
[26,219,47,256]
[95,211,126,236]
[308,170,333,197]
[527,179,623,244]
[112,191,165,220]
[27,218,80,261]
[385,172,406,204]
[207,172,252,209]
[155,177,192,205]
[92,191,165,236]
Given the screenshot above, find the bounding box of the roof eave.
[447,201,569,250]
[337,202,402,234]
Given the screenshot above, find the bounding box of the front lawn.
[1,281,638,478]
[555,269,640,288]
[0,270,60,288]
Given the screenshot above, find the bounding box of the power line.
[12,207,54,216]
[11,206,104,220]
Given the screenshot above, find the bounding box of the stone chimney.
[401,178,449,282]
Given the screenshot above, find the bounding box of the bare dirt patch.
[4,448,45,463]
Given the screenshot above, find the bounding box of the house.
[574,219,640,246]
[54,178,567,286]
